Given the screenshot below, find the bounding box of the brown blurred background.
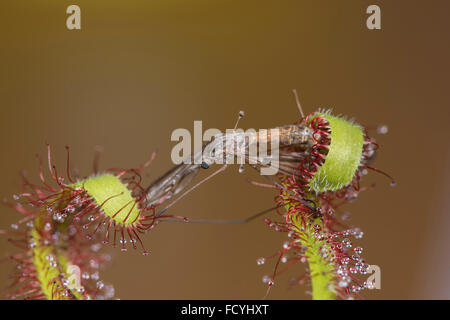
[0,1,449,299]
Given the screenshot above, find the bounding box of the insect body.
[144,91,393,222]
[143,122,316,216]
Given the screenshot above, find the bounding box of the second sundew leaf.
[73,174,140,225]
[309,113,364,193]
[286,199,337,300]
[297,218,337,300]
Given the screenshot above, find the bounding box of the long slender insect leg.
[155,164,228,217]
[292,89,305,118]
[248,164,317,213]
[159,205,280,224]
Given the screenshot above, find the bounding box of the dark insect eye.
[201,162,210,169]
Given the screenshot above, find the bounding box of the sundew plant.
[0,99,393,300]
[256,109,394,299]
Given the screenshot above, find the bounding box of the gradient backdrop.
[0,1,449,299]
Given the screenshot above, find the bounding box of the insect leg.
[292,89,305,119]
[159,205,280,224]
[155,164,228,217]
[247,164,318,213]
